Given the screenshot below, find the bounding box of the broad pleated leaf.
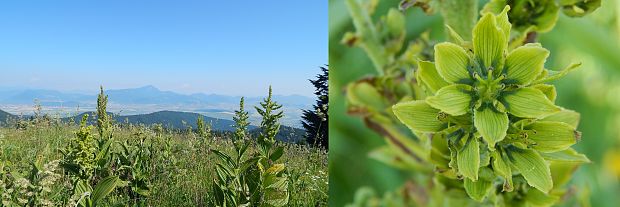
[541,109,580,128]
[474,107,508,149]
[492,151,513,192]
[457,136,480,180]
[393,101,445,133]
[503,87,561,119]
[92,176,120,204]
[417,61,449,93]
[541,148,590,163]
[426,84,472,116]
[473,13,506,69]
[526,121,578,153]
[508,148,553,193]
[434,42,471,83]
[505,44,549,85]
[464,177,492,202]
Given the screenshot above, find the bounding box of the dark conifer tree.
[302,66,328,149]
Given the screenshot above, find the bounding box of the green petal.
[525,121,578,153]
[502,87,561,119]
[532,84,557,103]
[541,148,590,163]
[541,109,580,128]
[474,107,508,150]
[492,151,513,192]
[464,177,492,202]
[504,44,549,85]
[393,101,446,133]
[426,84,472,116]
[434,42,471,83]
[508,148,553,193]
[473,13,506,69]
[495,6,511,42]
[457,135,480,181]
[417,61,449,93]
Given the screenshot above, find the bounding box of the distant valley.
[0,85,313,127]
[0,109,306,143]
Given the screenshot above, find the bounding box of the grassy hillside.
[0,122,327,206]
[0,109,15,124]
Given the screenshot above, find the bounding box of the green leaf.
[541,109,580,128]
[503,87,561,119]
[473,13,506,69]
[211,149,236,168]
[457,135,480,181]
[541,148,590,163]
[92,176,120,204]
[525,121,578,153]
[492,151,513,192]
[270,146,284,162]
[474,107,508,150]
[504,44,549,85]
[417,61,450,93]
[508,148,553,193]
[434,42,471,83]
[393,101,446,133]
[532,84,557,103]
[464,177,493,202]
[426,84,472,116]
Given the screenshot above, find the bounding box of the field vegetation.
[0,87,327,206]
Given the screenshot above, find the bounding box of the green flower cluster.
[393,6,588,201]
[483,0,601,33]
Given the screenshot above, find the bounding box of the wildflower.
[393,5,587,197]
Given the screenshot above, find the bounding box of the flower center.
[474,70,505,104]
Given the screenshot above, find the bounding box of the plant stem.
[345,0,387,75]
[439,0,478,40]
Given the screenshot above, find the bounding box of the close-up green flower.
[393,5,585,198]
[330,0,616,206]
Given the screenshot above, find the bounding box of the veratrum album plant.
[342,0,599,206]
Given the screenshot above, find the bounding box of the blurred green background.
[329,0,620,206]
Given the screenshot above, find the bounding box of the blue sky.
[0,1,326,96]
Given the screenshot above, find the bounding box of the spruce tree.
[301,66,328,149]
[96,86,109,137]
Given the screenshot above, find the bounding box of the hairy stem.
[345,0,387,75]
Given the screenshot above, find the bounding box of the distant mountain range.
[0,109,305,143]
[0,85,312,107]
[0,85,313,127]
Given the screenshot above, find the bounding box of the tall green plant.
[96,86,109,138]
[211,97,260,206]
[252,86,289,206]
